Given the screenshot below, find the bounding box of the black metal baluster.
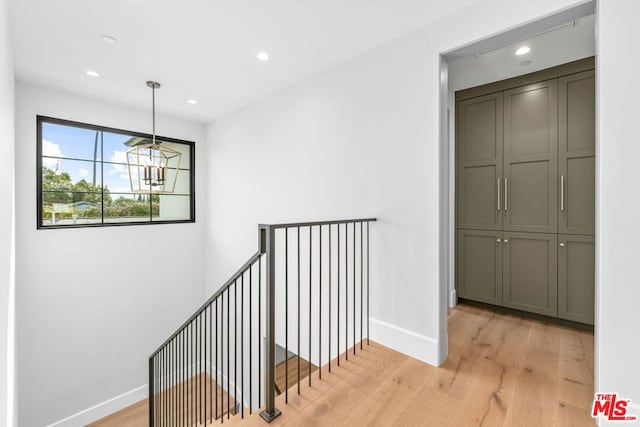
[249,264,253,414]
[297,226,301,394]
[227,287,230,419]
[172,338,175,427]
[198,312,202,425]
[175,337,178,426]
[164,346,166,427]
[345,223,348,361]
[285,228,289,403]
[241,273,244,419]
[308,225,312,387]
[170,339,173,427]
[158,352,161,427]
[361,222,364,350]
[167,342,169,427]
[328,225,332,372]
[221,292,225,425]
[170,342,172,427]
[192,319,195,427]
[367,222,370,346]
[158,348,161,427]
[175,338,177,427]
[258,256,262,410]
[166,346,169,427]
[353,222,356,355]
[215,298,218,421]
[234,279,238,417]
[319,225,322,380]
[188,324,191,427]
[205,307,209,425]
[209,303,213,425]
[183,328,186,427]
[337,224,340,367]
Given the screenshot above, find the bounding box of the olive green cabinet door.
[502,232,558,316]
[457,230,503,305]
[503,80,558,233]
[457,93,503,231]
[558,234,595,324]
[559,70,595,235]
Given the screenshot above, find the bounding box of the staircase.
[149,218,376,426]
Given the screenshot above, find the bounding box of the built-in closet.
[455,57,595,325]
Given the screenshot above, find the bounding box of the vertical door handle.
[504,178,508,211]
[497,179,501,211]
[560,174,565,211]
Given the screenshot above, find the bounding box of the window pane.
[102,161,134,194]
[158,140,192,165]
[42,192,102,226]
[42,158,102,191]
[102,132,137,166]
[104,193,151,223]
[42,122,102,161]
[152,195,191,221]
[173,169,191,195]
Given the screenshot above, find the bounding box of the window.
[37,116,195,228]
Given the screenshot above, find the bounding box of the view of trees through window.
[38,117,194,228]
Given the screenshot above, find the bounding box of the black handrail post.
[148,356,154,427]
[259,225,282,422]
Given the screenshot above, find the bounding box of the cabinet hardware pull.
[497,179,501,211]
[560,174,565,211]
[504,239,509,243]
[496,238,502,243]
[560,242,566,248]
[504,178,508,211]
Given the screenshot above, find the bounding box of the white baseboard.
[369,317,439,366]
[46,384,147,427]
[46,360,252,427]
[449,289,457,308]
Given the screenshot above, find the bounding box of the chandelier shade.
[126,139,182,193]
[126,81,182,194]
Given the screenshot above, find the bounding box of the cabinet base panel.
[457,298,594,331]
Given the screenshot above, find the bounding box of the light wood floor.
[275,356,318,395]
[90,373,237,427]
[93,304,595,426]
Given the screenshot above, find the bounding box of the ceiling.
[448,14,595,91]
[9,0,480,123]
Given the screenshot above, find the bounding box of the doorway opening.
[439,3,597,425]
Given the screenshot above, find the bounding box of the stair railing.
[149,218,376,425]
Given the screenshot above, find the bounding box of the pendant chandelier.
[126,81,182,194]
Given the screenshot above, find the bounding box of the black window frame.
[36,115,196,229]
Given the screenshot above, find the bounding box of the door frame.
[437,2,599,390]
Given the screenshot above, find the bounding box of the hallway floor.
[93,304,595,426]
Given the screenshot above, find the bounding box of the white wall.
[596,1,640,423]
[205,0,591,366]
[15,82,207,426]
[0,0,15,425]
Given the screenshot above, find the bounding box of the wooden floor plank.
[91,305,595,427]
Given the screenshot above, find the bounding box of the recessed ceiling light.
[102,35,117,44]
[515,46,531,56]
[256,51,270,61]
[85,70,100,77]
[187,99,197,105]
